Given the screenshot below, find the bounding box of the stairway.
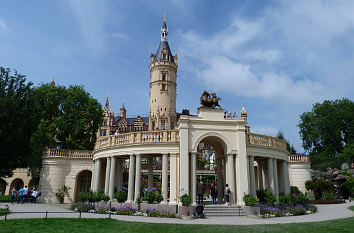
[203,205,245,217]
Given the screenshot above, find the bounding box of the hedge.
[0,195,12,202]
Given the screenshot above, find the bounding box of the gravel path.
[1,202,353,225]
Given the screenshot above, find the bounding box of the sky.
[1,0,354,152]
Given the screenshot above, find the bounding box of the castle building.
[33,18,311,212]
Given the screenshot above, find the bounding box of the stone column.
[94,159,101,191]
[148,156,154,188]
[134,154,141,202]
[249,155,256,197]
[161,153,168,204]
[117,159,123,191]
[282,160,291,194]
[273,158,279,200]
[267,157,274,192]
[258,161,264,190]
[104,157,111,195]
[191,152,197,206]
[235,124,249,205]
[126,154,135,203]
[169,153,178,205]
[91,159,96,191]
[226,154,235,204]
[216,154,223,203]
[109,156,116,200]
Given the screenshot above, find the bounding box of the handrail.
[288,154,309,162]
[246,133,287,151]
[43,149,92,159]
[95,129,179,150]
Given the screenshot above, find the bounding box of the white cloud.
[0,19,7,31]
[111,32,129,40]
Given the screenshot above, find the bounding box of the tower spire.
[104,96,109,112]
[161,14,168,41]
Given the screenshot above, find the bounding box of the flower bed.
[71,203,175,218]
[262,205,317,218]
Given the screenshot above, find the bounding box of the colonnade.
[91,153,177,205]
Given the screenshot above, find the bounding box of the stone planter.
[178,206,194,218]
[243,206,260,216]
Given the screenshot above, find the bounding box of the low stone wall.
[110,202,177,214]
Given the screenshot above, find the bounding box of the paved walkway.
[1,202,353,225]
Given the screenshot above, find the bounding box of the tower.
[149,16,178,130]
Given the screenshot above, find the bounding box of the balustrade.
[95,129,179,150]
[43,149,92,159]
[247,133,287,151]
[288,154,309,162]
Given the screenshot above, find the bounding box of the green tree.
[298,99,354,170]
[276,131,297,154]
[28,83,103,174]
[0,67,37,177]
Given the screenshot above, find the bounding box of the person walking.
[224,184,230,206]
[210,183,217,205]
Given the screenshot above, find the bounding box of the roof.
[153,41,174,62]
[113,116,149,125]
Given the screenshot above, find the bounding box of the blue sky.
[1,0,354,152]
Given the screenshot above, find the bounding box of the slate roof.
[153,41,174,62]
[113,116,149,125]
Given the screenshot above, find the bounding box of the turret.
[148,16,178,130]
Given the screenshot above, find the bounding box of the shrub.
[146,208,160,217]
[77,203,94,212]
[278,194,291,206]
[70,203,79,210]
[144,191,156,204]
[322,191,336,201]
[308,204,318,213]
[78,192,88,203]
[0,195,12,202]
[87,191,96,203]
[243,194,258,206]
[56,185,70,204]
[305,180,334,200]
[256,189,266,203]
[95,190,110,202]
[264,190,276,206]
[114,205,137,215]
[289,206,306,216]
[294,192,310,204]
[115,190,128,203]
[290,186,301,196]
[342,177,354,196]
[180,194,191,206]
[155,193,163,203]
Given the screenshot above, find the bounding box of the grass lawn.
[0,206,353,233]
[0,217,353,233]
[0,208,10,216]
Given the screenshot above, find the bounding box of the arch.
[74,170,92,201]
[0,179,6,195]
[193,132,230,154]
[9,178,24,194]
[28,178,39,189]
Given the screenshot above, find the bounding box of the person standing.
[11,188,17,204]
[210,183,217,205]
[23,185,29,203]
[196,181,205,205]
[224,184,230,206]
[18,187,24,204]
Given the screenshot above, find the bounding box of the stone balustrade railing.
[288,154,309,163]
[43,149,93,159]
[95,129,179,150]
[247,133,287,151]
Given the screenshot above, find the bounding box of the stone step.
[203,205,245,217]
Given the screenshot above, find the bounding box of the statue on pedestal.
[200,91,222,109]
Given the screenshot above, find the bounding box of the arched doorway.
[196,135,228,205]
[9,178,24,194]
[28,178,39,189]
[0,179,6,195]
[75,170,92,201]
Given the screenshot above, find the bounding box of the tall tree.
[276,131,297,155]
[0,67,37,177]
[298,98,354,170]
[28,84,103,175]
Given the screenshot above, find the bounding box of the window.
[152,122,155,130]
[162,74,166,81]
[103,120,107,126]
[163,54,167,60]
[161,84,166,91]
[100,129,107,136]
[161,121,166,130]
